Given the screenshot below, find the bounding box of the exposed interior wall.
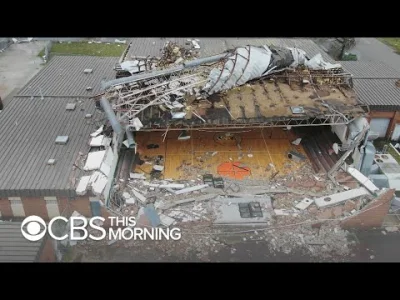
[0,195,110,220]
[368,111,400,139]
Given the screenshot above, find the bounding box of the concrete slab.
[315,187,370,208]
[295,198,314,210]
[347,166,379,194]
[213,195,272,225]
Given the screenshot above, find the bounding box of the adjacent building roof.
[125,38,333,62]
[0,222,47,262]
[0,96,100,197]
[17,55,118,97]
[341,61,400,110]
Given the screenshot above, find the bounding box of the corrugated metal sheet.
[0,222,44,262]
[125,38,333,62]
[341,61,400,78]
[340,61,400,108]
[351,78,400,107]
[17,56,118,97]
[0,96,100,197]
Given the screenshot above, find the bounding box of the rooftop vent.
[55,136,69,145]
[47,159,56,165]
[84,69,93,74]
[66,103,76,111]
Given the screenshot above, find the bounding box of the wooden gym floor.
[133,128,309,181]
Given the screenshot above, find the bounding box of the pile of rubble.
[158,40,200,68]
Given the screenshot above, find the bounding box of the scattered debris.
[83,150,106,171]
[385,226,399,232]
[295,198,314,210]
[174,184,209,195]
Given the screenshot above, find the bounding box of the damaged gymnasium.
[82,38,398,234]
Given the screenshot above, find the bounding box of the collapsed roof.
[101,44,367,130]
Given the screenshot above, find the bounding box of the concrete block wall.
[341,188,395,229]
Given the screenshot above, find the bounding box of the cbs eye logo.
[20,216,47,241]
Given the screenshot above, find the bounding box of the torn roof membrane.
[102,44,365,129]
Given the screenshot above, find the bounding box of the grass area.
[388,145,400,164]
[379,38,400,54]
[38,41,126,58]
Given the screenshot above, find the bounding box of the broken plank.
[160,194,219,210]
[174,184,209,195]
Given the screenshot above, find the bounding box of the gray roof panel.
[17,55,118,97]
[0,222,44,262]
[340,61,400,107]
[125,37,332,62]
[0,96,99,197]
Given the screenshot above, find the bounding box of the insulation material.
[203,45,342,95]
[76,176,91,195]
[100,162,111,177]
[83,150,106,171]
[305,54,342,70]
[120,60,147,74]
[103,147,114,167]
[90,126,104,137]
[90,135,104,147]
[131,117,143,131]
[92,174,108,195]
[89,171,101,185]
[288,48,308,67]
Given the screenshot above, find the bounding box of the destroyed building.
[1,39,398,254]
[82,38,397,233]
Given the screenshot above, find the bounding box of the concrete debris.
[130,172,146,179]
[274,209,293,216]
[174,184,209,195]
[85,114,93,118]
[385,226,399,232]
[346,166,379,194]
[314,187,370,208]
[132,189,147,204]
[159,183,185,189]
[160,214,176,227]
[159,193,219,210]
[83,150,106,171]
[295,198,314,210]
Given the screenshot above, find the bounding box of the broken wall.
[340,188,395,229]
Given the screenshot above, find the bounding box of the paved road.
[350,38,400,72]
